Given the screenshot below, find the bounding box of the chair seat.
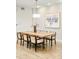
[46,36,55,40]
[23,35,27,41]
[31,37,43,43]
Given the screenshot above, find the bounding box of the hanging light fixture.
[32,0,40,32]
[33,0,40,18]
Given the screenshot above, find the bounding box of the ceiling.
[16,0,61,8]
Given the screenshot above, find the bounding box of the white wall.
[16,5,62,41]
[16,7,33,32]
[37,5,62,41]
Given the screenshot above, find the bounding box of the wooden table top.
[21,32,54,37]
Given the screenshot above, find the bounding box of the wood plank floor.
[16,41,62,59]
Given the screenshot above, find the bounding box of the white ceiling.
[16,0,61,8]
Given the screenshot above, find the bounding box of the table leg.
[43,37,45,49]
[29,36,31,49]
[20,35,22,45]
[27,35,29,48]
[35,36,37,52]
[22,35,25,46]
[51,36,53,47]
[46,39,47,48]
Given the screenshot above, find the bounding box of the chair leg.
[54,39,56,45]
[17,39,18,44]
[27,42,29,48]
[20,40,22,45]
[49,40,50,46]
[27,35,29,48]
[51,39,52,47]
[46,39,47,47]
[23,40,24,46]
[35,44,37,52]
[43,39,45,49]
[29,39,31,49]
[29,42,31,49]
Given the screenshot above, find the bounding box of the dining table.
[21,31,54,51]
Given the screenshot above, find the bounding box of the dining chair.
[22,34,31,48]
[46,32,56,46]
[17,32,23,45]
[29,36,44,51]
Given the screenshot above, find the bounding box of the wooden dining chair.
[46,32,56,46]
[29,36,44,51]
[22,34,31,48]
[17,32,23,45]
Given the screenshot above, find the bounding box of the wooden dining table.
[21,32,54,51]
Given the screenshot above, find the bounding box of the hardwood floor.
[16,41,62,59]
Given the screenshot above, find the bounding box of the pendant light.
[32,0,40,32]
[33,0,40,18]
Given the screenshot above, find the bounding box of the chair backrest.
[53,32,56,36]
[51,32,56,39]
[17,32,22,39]
[22,34,27,40]
[48,31,56,37]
